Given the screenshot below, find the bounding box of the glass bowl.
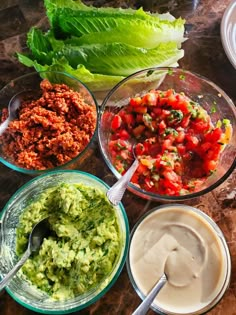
[126,204,231,315]
[0,170,129,314]
[0,71,98,175]
[98,67,236,202]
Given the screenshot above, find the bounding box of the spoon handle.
[0,118,10,136]
[132,273,167,315]
[106,158,139,206]
[0,248,31,291]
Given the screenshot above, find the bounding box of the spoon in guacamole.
[0,217,50,291]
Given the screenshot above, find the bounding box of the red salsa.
[108,89,231,196]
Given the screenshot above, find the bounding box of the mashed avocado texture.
[16,183,122,300]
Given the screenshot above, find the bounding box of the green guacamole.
[16,183,122,300]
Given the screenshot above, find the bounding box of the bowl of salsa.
[98,67,236,201]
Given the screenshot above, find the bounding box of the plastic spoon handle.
[0,248,31,291]
[132,273,167,315]
[106,158,139,206]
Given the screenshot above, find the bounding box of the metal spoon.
[106,142,139,205]
[0,218,50,291]
[0,90,32,136]
[132,236,206,315]
[132,273,167,315]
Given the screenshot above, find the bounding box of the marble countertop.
[0,0,236,314]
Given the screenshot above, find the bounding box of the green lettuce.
[17,54,126,92]
[56,42,184,76]
[44,0,185,49]
[44,0,152,22]
[17,0,186,93]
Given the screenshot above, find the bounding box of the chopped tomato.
[136,163,148,175]
[130,96,142,107]
[131,172,139,185]
[162,139,175,152]
[152,107,162,116]
[133,125,146,138]
[111,114,122,130]
[158,120,167,133]
[141,92,157,106]
[135,143,145,156]
[133,106,148,114]
[176,143,186,155]
[204,159,217,174]
[149,143,161,157]
[191,117,210,133]
[185,135,199,150]
[120,129,130,140]
[180,114,191,128]
[175,129,185,143]
[204,128,222,142]
[136,114,144,123]
[144,177,154,190]
[163,170,180,182]
[122,113,135,127]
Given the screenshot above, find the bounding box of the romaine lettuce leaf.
[44,0,185,49]
[61,14,185,49]
[24,25,184,77]
[44,0,148,23]
[26,28,54,64]
[17,54,125,92]
[56,42,184,76]
[26,27,64,65]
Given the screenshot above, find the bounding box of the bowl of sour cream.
[127,204,231,315]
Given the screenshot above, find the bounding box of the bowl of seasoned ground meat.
[0,71,98,174]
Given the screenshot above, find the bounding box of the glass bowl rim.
[98,66,236,201]
[126,203,232,315]
[0,169,130,314]
[0,70,99,175]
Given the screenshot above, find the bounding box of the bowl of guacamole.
[0,170,129,314]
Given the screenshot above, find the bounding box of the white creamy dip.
[129,205,230,314]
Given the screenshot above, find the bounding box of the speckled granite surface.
[0,0,236,314]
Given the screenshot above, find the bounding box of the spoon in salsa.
[0,218,50,291]
[106,142,139,206]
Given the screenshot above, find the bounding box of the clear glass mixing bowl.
[0,170,129,314]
